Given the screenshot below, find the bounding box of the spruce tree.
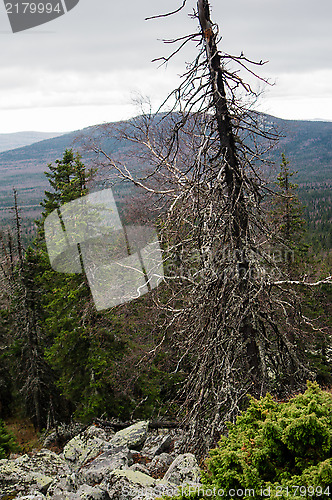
[35,150,127,421]
[271,154,307,275]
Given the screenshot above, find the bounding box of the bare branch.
[145,0,188,20]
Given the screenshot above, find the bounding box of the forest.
[0,0,331,498]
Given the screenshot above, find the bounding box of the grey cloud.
[0,0,331,123]
[1,0,330,73]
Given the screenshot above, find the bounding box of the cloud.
[0,0,331,131]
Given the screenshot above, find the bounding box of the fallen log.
[93,418,180,431]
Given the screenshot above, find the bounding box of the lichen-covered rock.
[129,462,150,475]
[46,475,109,499]
[146,453,174,478]
[84,425,109,441]
[45,474,78,498]
[109,421,149,450]
[140,431,172,459]
[0,449,70,497]
[75,484,110,499]
[103,469,177,500]
[46,484,109,500]
[78,445,132,486]
[43,423,83,449]
[62,426,108,468]
[14,493,46,499]
[169,429,185,456]
[0,422,199,500]
[163,453,200,486]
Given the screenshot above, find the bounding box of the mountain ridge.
[0,131,62,154]
[0,114,331,226]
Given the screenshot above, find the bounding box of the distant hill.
[0,114,331,246]
[0,129,84,218]
[0,131,62,153]
[272,117,332,184]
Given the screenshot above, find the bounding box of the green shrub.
[164,382,332,499]
[0,419,17,458]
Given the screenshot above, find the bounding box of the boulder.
[0,450,70,497]
[75,484,110,499]
[109,421,149,450]
[46,484,109,500]
[129,463,150,475]
[84,425,109,441]
[45,474,78,498]
[168,429,186,456]
[163,453,200,485]
[0,421,200,500]
[46,475,110,499]
[103,468,178,500]
[43,423,83,449]
[14,493,46,499]
[140,431,172,459]
[78,445,132,486]
[146,453,174,478]
[62,426,108,468]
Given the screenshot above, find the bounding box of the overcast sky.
[0,0,331,133]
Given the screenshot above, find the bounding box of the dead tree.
[92,1,320,455]
[0,192,58,430]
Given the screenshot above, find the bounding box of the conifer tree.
[271,154,307,275]
[39,149,92,225]
[0,192,58,430]
[34,150,130,421]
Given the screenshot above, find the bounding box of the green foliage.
[270,154,308,273]
[41,149,93,217]
[23,149,178,423]
[164,382,332,499]
[300,187,332,251]
[0,420,17,458]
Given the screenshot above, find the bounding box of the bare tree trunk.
[198,0,261,384]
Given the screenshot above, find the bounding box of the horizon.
[1,111,332,137]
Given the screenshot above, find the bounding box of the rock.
[129,463,150,475]
[45,474,78,498]
[43,423,83,449]
[0,421,200,500]
[109,421,149,450]
[103,469,178,500]
[163,453,200,486]
[46,482,109,500]
[78,445,132,486]
[169,429,186,456]
[0,450,70,497]
[140,431,172,459]
[14,493,46,499]
[146,453,174,478]
[84,425,108,441]
[76,484,110,499]
[62,426,108,468]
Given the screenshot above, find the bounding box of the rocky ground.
[0,421,201,499]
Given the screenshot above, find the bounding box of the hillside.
[275,117,332,184]
[0,129,85,218]
[0,114,331,246]
[0,131,62,153]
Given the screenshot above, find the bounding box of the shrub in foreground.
[164,382,332,499]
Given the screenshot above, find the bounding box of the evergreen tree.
[0,194,58,430]
[33,150,132,421]
[0,420,17,458]
[42,149,91,216]
[271,154,307,275]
